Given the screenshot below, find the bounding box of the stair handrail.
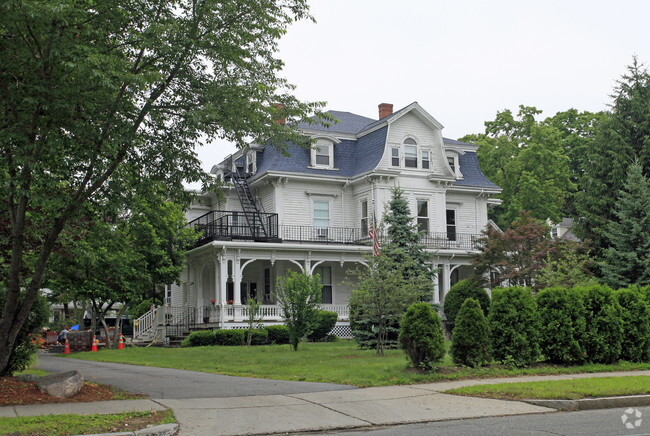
[133,306,158,339]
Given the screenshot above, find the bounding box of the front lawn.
[445,376,650,400]
[63,341,650,387]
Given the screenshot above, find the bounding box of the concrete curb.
[75,423,178,436]
[523,395,650,411]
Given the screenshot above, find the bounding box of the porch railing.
[188,210,481,250]
[133,307,158,339]
[188,210,279,246]
[194,303,351,324]
[281,225,481,250]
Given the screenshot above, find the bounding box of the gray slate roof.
[250,109,500,189]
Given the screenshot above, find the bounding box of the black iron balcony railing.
[188,210,279,246]
[280,226,481,249]
[188,210,481,250]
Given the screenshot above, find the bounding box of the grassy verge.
[445,376,650,400]
[64,341,650,387]
[0,409,175,436]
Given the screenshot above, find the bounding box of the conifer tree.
[602,163,650,288]
[575,59,650,258]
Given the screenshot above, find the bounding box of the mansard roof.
[254,126,388,178]
[243,105,500,189]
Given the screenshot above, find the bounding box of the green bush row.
[181,326,287,347]
[450,284,650,368]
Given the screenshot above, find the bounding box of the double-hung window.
[360,200,369,236]
[417,200,429,234]
[404,138,418,168]
[313,266,332,304]
[391,148,400,167]
[313,200,330,238]
[422,150,430,169]
[315,144,330,166]
[446,209,457,241]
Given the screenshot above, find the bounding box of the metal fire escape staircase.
[227,157,270,241]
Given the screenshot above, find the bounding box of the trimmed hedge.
[308,310,338,342]
[616,287,650,362]
[265,325,290,345]
[443,280,490,330]
[488,286,540,367]
[399,302,445,370]
[450,298,491,367]
[181,330,215,347]
[537,287,586,365]
[214,329,245,346]
[248,328,269,346]
[578,284,623,364]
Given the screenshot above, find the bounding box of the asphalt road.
[36,352,356,399]
[317,406,650,436]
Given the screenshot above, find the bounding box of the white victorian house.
[134,102,501,342]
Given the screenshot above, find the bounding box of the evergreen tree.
[450,298,492,367]
[575,59,650,259]
[602,163,650,288]
[383,186,434,291]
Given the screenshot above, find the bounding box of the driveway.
[36,352,356,399]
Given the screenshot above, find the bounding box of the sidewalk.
[3,370,650,435]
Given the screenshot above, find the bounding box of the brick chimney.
[378,103,393,119]
[273,103,285,125]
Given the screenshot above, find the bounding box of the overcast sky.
[196,0,650,171]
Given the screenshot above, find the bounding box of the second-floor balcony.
[189,210,482,250]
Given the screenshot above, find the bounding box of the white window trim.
[416,199,430,234]
[310,136,339,169]
[314,264,334,304]
[312,198,332,229]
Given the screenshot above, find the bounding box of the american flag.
[368,213,380,256]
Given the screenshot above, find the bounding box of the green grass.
[0,410,175,436]
[63,341,650,387]
[445,376,650,400]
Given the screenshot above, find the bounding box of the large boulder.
[37,370,84,398]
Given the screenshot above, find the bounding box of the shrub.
[578,284,623,364]
[249,329,269,346]
[308,311,338,342]
[536,287,586,365]
[399,302,445,370]
[182,330,216,347]
[443,280,490,329]
[616,287,650,362]
[450,298,491,367]
[265,325,290,345]
[488,286,540,367]
[349,300,400,350]
[214,329,245,346]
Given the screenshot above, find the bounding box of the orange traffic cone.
[91,337,98,352]
[118,334,124,350]
[64,338,70,354]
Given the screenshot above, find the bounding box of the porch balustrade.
[195,303,350,325]
[188,210,482,250]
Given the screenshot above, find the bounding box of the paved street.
[313,406,650,436]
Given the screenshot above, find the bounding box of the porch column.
[432,261,440,304]
[219,255,227,304]
[233,255,242,305]
[213,258,220,303]
[441,262,451,304]
[196,262,204,308]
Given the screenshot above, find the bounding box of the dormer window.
[311,137,337,169]
[315,144,330,166]
[447,156,456,173]
[403,138,418,168]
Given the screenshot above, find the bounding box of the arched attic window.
[403,138,418,168]
[310,136,339,169]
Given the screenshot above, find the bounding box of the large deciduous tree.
[462,106,575,229]
[0,0,324,374]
